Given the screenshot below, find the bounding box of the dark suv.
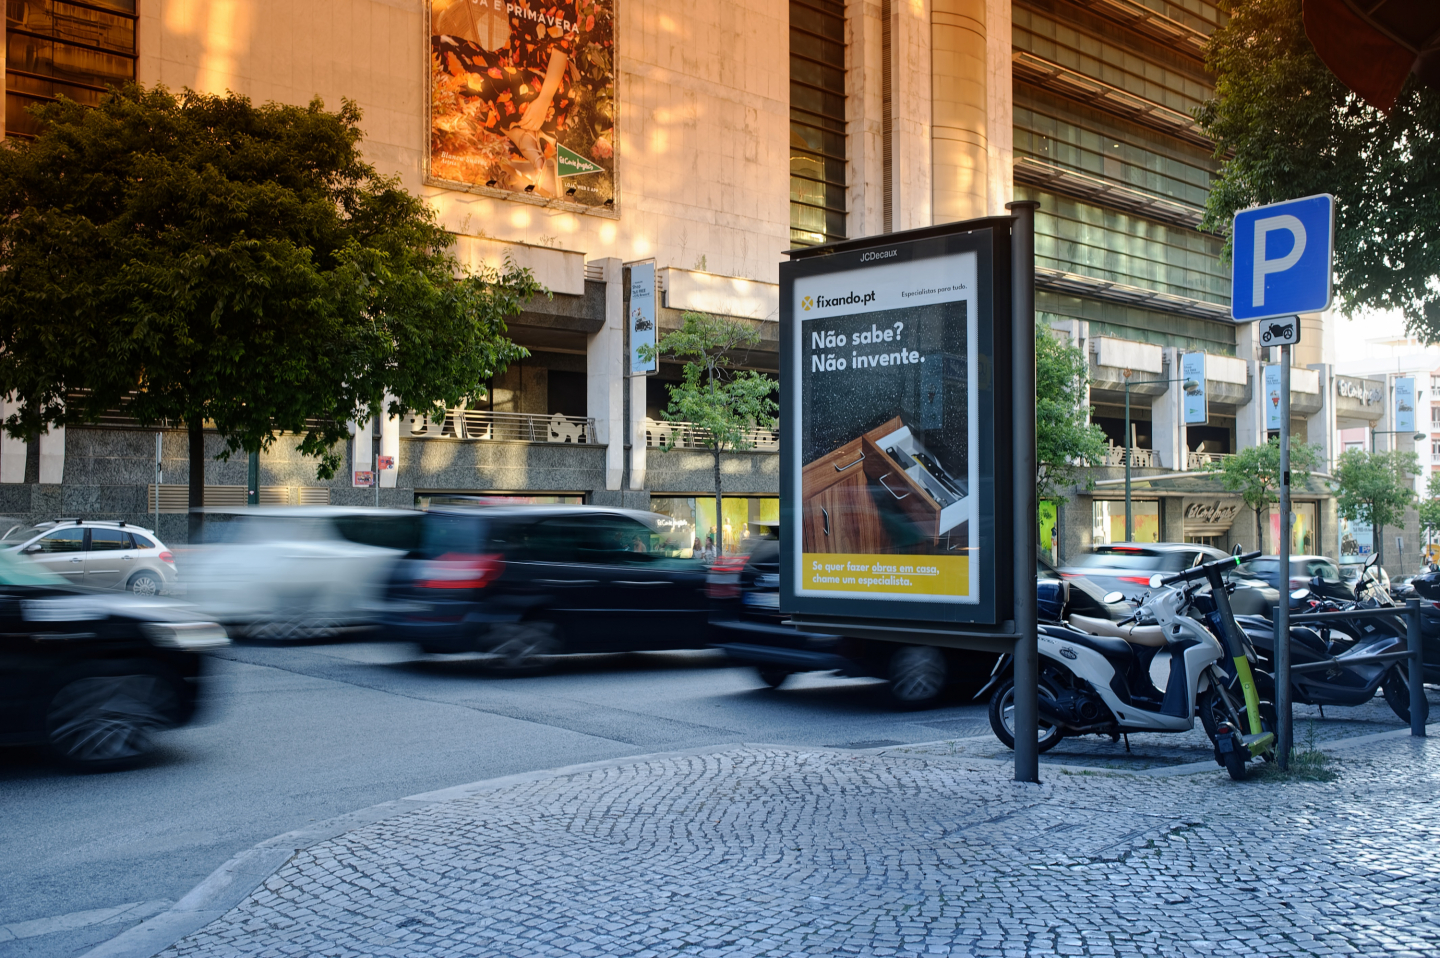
[384,505,712,665]
[0,549,228,769]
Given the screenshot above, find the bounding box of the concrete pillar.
[984,0,1013,216]
[1150,348,1183,470]
[589,257,624,491]
[379,401,400,489]
[351,418,372,483]
[931,0,988,223]
[0,396,26,484]
[38,425,64,484]
[1309,363,1336,472]
[1236,322,1266,451]
[629,372,647,491]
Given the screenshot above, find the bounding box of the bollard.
[1407,598,1428,736]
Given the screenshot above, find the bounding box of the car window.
[333,514,422,551]
[37,529,85,553]
[89,528,130,551]
[417,513,488,558]
[130,533,155,549]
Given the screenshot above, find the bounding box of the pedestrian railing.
[407,410,595,444]
[1285,599,1429,737]
[1102,443,1159,468]
[1187,450,1234,469]
[643,418,779,452]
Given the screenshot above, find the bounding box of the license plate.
[744,592,780,609]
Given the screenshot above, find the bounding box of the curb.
[80,742,749,958]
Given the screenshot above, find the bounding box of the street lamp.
[1120,369,1200,541]
[1370,428,1427,452]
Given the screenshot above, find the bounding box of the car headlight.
[141,621,231,651]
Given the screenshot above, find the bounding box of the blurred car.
[1233,554,1354,601]
[0,548,228,769]
[383,505,711,665]
[1,519,177,595]
[707,533,1125,709]
[1340,562,1391,594]
[185,507,422,640]
[1389,574,1418,602]
[1060,542,1281,616]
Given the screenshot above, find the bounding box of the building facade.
[0,0,1344,562]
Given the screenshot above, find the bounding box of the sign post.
[1231,193,1334,771]
[1009,200,1040,784]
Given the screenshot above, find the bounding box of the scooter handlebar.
[1158,551,1262,587]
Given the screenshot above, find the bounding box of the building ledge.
[1035,267,1231,322]
[1066,0,1209,60]
[1014,157,1204,230]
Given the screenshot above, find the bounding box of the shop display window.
[1092,500,1159,544]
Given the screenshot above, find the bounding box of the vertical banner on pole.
[1395,377,1416,434]
[1264,365,1284,431]
[629,261,657,375]
[1181,353,1207,425]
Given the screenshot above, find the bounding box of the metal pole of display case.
[1008,200,1040,784]
[1276,345,1292,769]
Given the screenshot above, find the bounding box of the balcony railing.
[644,418,779,452]
[1102,443,1160,468]
[1187,450,1235,470]
[409,410,595,444]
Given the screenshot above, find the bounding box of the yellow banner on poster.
[801,554,970,597]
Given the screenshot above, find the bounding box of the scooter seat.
[1048,625,1136,672]
[1067,614,1168,648]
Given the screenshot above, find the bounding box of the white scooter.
[982,551,1276,779]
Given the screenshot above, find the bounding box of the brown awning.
[1304,0,1440,112]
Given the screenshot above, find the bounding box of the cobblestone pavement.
[901,689,1440,771]
[153,725,1440,958]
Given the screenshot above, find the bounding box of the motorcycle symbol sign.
[1260,319,1299,345]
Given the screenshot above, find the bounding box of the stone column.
[378,402,400,490]
[629,372,647,491]
[1236,322,1266,451]
[931,0,988,223]
[589,257,624,492]
[1150,348,1183,471]
[0,396,26,484]
[38,426,64,485]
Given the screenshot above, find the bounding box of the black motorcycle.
[1232,555,1413,722]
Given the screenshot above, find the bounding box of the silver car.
[0,519,178,595]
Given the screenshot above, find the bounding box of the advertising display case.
[780,222,1014,628]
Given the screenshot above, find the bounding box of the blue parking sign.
[1231,194,1335,322]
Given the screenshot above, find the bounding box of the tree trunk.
[188,413,205,544]
[714,444,723,557]
[1256,504,1264,554]
[1377,518,1385,567]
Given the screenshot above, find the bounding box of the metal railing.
[643,418,779,452]
[1286,599,1428,738]
[413,410,595,444]
[1187,450,1234,469]
[1102,443,1159,468]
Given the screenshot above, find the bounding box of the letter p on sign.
[1231,194,1334,323]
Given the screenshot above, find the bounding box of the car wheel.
[127,572,162,596]
[756,668,791,689]
[887,645,948,709]
[487,621,561,673]
[45,667,179,770]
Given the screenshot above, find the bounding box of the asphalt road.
[0,640,996,958]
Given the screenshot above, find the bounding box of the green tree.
[1417,472,1440,558]
[1196,0,1440,337]
[0,84,539,536]
[1332,448,1420,565]
[640,312,778,555]
[1205,437,1320,549]
[1035,326,1107,501]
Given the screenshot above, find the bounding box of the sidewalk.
[89,718,1440,958]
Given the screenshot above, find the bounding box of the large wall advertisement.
[780,230,1001,625]
[429,0,616,208]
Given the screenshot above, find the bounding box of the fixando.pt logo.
[806,290,876,311]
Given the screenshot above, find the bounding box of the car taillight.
[158,551,175,564]
[417,553,503,590]
[706,555,749,599]
[1117,575,1151,584]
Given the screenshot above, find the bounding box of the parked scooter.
[982,551,1276,780]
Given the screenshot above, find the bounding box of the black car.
[383,505,712,665]
[709,535,1127,708]
[0,550,229,769]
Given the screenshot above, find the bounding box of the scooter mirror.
[1103,591,1125,604]
[1148,573,1165,589]
[1232,543,1243,557]
[1364,552,1379,570]
[1291,588,1310,601]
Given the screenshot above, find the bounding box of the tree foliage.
[1417,472,1440,544]
[1333,448,1419,539]
[1205,437,1320,547]
[641,312,778,554]
[0,84,539,486]
[1197,0,1440,338]
[1035,326,1107,501]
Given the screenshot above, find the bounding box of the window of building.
[1092,500,1160,545]
[1431,439,1440,462]
[789,0,846,247]
[650,496,779,557]
[5,0,138,139]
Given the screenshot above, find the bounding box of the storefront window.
[1268,502,1317,555]
[650,496,779,558]
[1092,500,1159,545]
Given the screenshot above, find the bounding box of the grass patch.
[1251,723,1338,782]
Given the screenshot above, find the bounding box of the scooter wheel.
[1382,666,1411,724]
[1221,737,1249,781]
[988,678,1064,753]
